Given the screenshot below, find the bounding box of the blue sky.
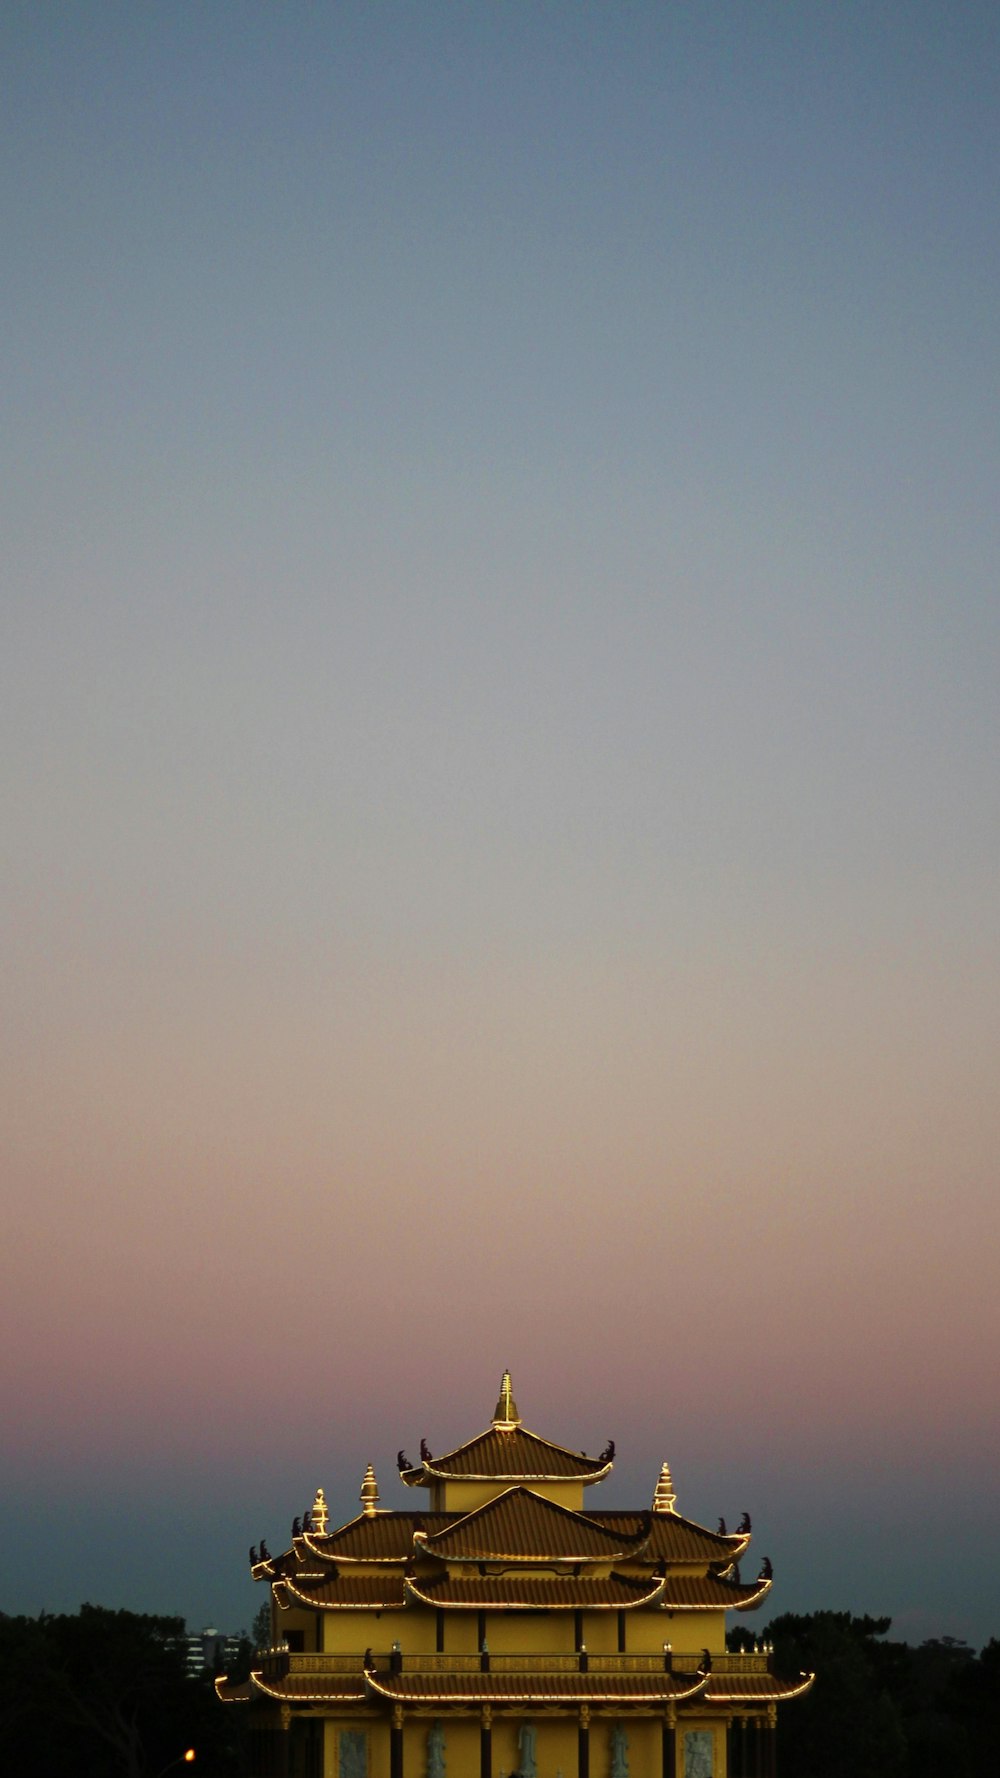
[3,2,999,1647]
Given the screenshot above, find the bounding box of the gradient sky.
[3,2,999,1649]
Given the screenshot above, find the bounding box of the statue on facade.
[517,1722,537,1778]
[610,1723,629,1778]
[427,1720,446,1778]
[340,1730,367,1778]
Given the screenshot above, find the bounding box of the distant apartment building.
[185,1625,243,1678]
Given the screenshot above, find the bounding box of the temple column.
[480,1704,492,1778]
[752,1716,764,1778]
[661,1706,676,1778]
[764,1706,777,1778]
[729,1716,748,1778]
[278,1704,291,1778]
[391,1704,404,1778]
[578,1703,591,1778]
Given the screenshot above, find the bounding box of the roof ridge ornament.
[492,1369,521,1429]
[653,1460,677,1515]
[360,1463,380,1515]
[312,1486,329,1535]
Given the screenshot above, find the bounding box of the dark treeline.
[0,1604,250,1778]
[730,1613,1000,1778]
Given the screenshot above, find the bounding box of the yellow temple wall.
[616,1610,672,1653]
[578,1613,618,1654]
[321,1614,364,1655]
[400,1612,438,1653]
[321,1604,728,1657]
[279,1604,321,1650]
[434,1479,586,1513]
[486,1612,575,1653]
[442,1613,479,1655]
[319,1611,439,1655]
[626,1609,727,1655]
[431,1718,480,1778]
[490,1715,520,1774]
[620,1717,662,1778]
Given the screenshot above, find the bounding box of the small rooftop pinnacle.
[492,1368,520,1428]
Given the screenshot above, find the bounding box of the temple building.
[218,1374,812,1778]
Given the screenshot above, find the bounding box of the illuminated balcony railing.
[258,1650,773,1680]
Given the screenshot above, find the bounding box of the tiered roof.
[220,1373,815,1718]
[249,1375,771,1620]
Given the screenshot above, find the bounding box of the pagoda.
[218,1373,811,1778]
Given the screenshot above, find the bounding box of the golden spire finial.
[311,1485,329,1535]
[360,1463,380,1515]
[653,1460,677,1515]
[492,1369,521,1428]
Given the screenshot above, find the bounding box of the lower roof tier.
[275,1570,770,1613]
[219,1666,811,1708]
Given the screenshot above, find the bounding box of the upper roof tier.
[250,1371,754,1588]
[400,1371,613,1487]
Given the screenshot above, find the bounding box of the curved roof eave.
[363,1671,708,1706]
[402,1577,668,1610]
[249,1670,367,1704]
[704,1672,815,1704]
[401,1424,612,1487]
[407,1462,613,1484]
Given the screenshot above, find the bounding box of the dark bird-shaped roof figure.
[699,1648,713,1673]
[292,1516,302,1537]
[717,1518,727,1536]
[738,1512,752,1534]
[259,1539,270,1561]
[249,1545,258,1565]
[600,1439,616,1462]
[303,1511,312,1533]
[760,1556,773,1579]
[420,1437,433,1461]
[397,1450,412,1471]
